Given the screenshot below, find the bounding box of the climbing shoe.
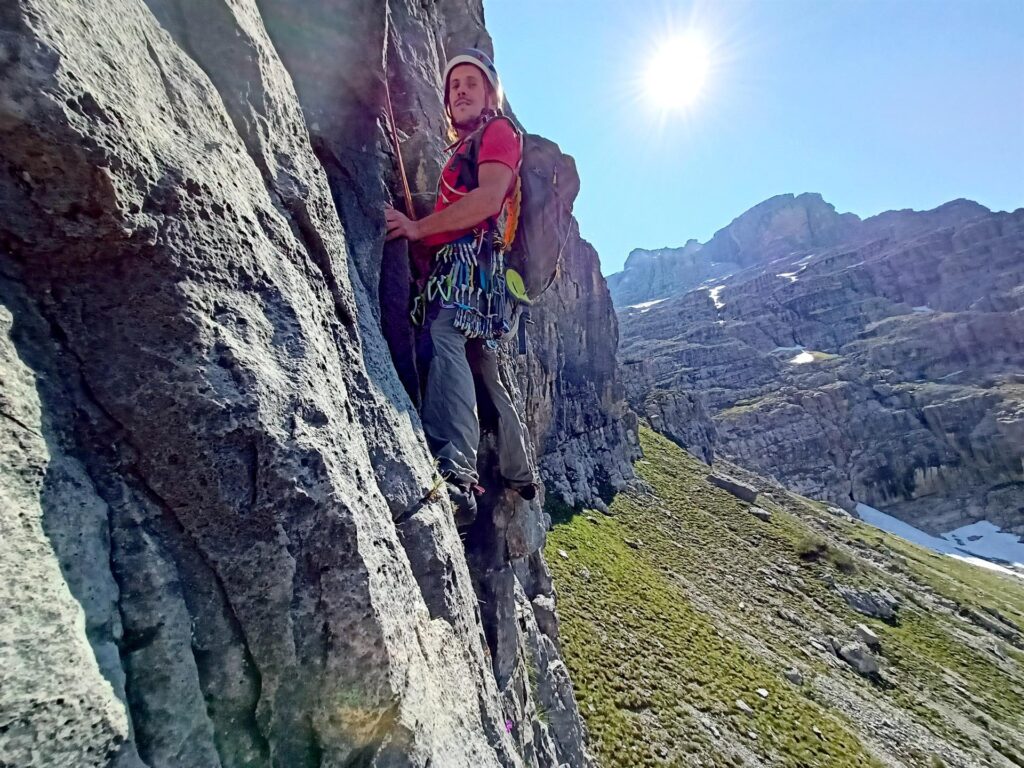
[510,482,537,501]
[446,480,478,528]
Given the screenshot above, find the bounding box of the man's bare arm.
[385,162,514,241]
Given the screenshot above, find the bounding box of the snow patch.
[708,286,726,309]
[789,351,815,364]
[912,305,934,313]
[777,272,799,283]
[949,555,1022,575]
[945,520,1024,566]
[627,298,668,311]
[698,269,738,288]
[854,503,1024,579]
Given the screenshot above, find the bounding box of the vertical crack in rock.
[2,268,271,766]
[0,274,132,767]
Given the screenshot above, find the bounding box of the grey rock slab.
[0,303,129,767]
[837,584,901,621]
[838,642,881,677]
[707,473,759,503]
[531,594,559,642]
[0,0,521,764]
[855,623,882,649]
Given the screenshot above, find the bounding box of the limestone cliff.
[615,193,1024,536]
[0,1,634,766]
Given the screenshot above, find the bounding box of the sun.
[645,33,710,111]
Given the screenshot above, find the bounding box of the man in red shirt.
[385,49,537,521]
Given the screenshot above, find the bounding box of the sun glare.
[646,33,710,111]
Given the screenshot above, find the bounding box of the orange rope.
[383,7,416,220]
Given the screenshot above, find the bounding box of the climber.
[384,48,538,522]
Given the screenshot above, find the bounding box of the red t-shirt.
[420,118,521,250]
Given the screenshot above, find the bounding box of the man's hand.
[385,206,420,242]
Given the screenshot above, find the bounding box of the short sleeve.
[477,119,521,172]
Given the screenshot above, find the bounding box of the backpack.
[456,117,580,302]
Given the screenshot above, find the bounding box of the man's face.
[448,63,493,125]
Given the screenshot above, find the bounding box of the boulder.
[838,642,880,677]
[837,585,901,621]
[708,474,760,503]
[855,623,882,649]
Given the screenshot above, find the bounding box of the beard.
[451,105,497,133]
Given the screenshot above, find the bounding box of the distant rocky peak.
[609,192,852,307]
[701,192,861,269]
[608,193,994,308]
[628,239,702,259]
[860,198,992,242]
[623,241,703,269]
[732,191,837,220]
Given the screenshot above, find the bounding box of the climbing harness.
[415,229,514,346]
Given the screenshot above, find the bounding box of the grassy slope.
[546,429,1024,768]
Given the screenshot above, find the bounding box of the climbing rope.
[383,6,416,220]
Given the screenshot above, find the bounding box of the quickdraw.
[412,230,513,343]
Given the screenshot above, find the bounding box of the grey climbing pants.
[420,307,535,488]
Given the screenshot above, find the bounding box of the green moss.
[718,395,773,418]
[547,427,1024,766]
[547,430,882,767]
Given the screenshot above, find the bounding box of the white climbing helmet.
[442,48,504,111]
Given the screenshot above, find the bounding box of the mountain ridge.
[607,193,1001,308]
[616,192,1024,542]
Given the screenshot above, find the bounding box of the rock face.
[0,1,631,765]
[620,358,715,464]
[525,225,641,507]
[0,304,130,766]
[606,240,727,308]
[608,193,861,308]
[616,192,1024,535]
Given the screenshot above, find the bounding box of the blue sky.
[485,0,1024,275]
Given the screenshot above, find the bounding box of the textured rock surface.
[524,224,640,509]
[616,193,1024,534]
[606,240,732,309]
[837,642,880,677]
[0,298,130,767]
[620,358,715,464]
[0,0,627,765]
